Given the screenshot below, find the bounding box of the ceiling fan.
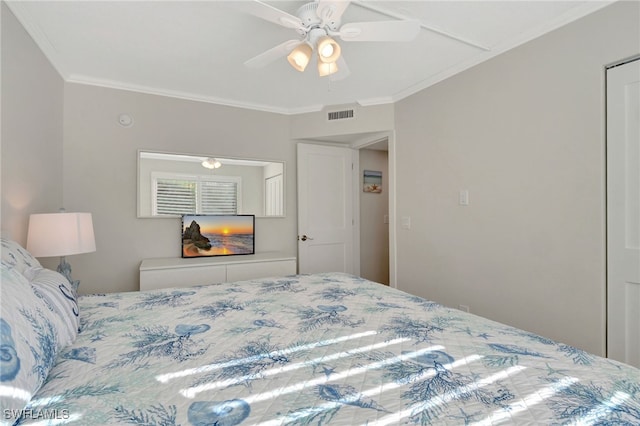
[236,0,421,79]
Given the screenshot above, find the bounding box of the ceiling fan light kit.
[202,158,222,169]
[242,0,420,79]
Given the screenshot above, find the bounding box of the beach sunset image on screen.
[182,215,255,257]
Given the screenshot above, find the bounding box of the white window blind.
[152,172,241,216]
[156,179,197,215]
[201,181,238,214]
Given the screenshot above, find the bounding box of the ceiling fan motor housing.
[297,2,341,32]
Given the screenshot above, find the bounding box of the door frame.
[351,130,397,288]
[295,130,397,288]
[605,55,640,360]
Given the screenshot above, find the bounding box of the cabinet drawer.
[140,264,226,291]
[226,259,296,282]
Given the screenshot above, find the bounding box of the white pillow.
[24,267,79,349]
[1,237,41,275]
[0,265,58,423]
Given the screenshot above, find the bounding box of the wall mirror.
[138,150,285,218]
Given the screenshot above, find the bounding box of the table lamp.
[26,211,96,291]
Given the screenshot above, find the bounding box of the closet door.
[607,58,640,367]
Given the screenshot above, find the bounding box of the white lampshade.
[287,43,312,72]
[27,212,96,257]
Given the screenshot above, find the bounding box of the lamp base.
[57,257,80,293]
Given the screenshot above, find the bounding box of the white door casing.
[607,59,640,367]
[297,143,354,274]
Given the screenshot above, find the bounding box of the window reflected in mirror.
[138,151,284,218]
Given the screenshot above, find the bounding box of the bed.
[2,237,640,426]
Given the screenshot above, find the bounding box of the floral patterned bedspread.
[19,273,640,425]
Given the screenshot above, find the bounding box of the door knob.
[300,235,314,241]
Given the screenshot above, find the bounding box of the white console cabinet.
[139,252,297,291]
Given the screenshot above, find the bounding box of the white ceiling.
[7,0,613,115]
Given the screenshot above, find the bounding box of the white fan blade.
[232,0,305,31]
[339,20,420,42]
[244,40,302,69]
[330,56,350,81]
[316,0,350,27]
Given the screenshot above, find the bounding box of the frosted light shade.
[316,36,341,63]
[320,43,333,58]
[287,43,312,72]
[318,60,338,77]
[27,212,96,257]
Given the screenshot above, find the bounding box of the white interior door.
[607,58,640,367]
[297,143,354,274]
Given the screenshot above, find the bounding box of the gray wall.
[62,83,295,294]
[1,3,63,273]
[394,1,640,356]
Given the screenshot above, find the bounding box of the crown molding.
[66,74,329,115]
[5,1,69,80]
[356,97,395,107]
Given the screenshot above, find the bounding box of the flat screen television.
[181,214,255,258]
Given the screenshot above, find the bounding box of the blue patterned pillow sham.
[0,265,61,422]
[0,238,40,275]
[24,267,79,348]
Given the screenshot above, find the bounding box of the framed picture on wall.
[363,170,382,193]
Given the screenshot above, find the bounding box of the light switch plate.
[459,190,469,206]
[401,216,411,229]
